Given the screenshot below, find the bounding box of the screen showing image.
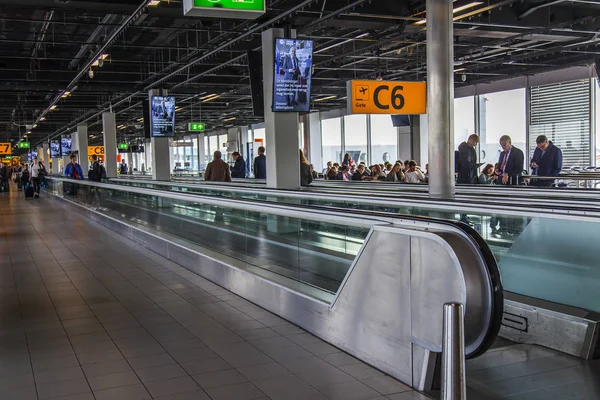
[50,140,61,158]
[28,151,37,164]
[273,38,313,112]
[151,96,176,137]
[61,137,72,156]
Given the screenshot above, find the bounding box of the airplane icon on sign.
[359,87,368,95]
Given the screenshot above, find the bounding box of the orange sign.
[0,143,11,155]
[88,146,105,156]
[347,80,426,115]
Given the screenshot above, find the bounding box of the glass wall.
[371,115,398,164]
[253,128,265,148]
[480,89,526,165]
[343,115,368,165]
[454,96,475,147]
[321,117,342,169]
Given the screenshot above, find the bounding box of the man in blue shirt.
[64,155,84,180]
[253,146,266,179]
[530,135,563,187]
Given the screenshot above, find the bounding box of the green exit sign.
[4,156,12,160]
[184,0,265,19]
[18,142,31,149]
[188,123,205,132]
[118,143,129,150]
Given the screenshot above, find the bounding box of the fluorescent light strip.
[414,2,483,25]
[314,95,338,102]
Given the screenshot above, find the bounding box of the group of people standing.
[324,154,428,184]
[0,158,47,198]
[457,134,563,186]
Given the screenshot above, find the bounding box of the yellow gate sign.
[88,146,105,156]
[0,143,11,155]
[347,80,426,115]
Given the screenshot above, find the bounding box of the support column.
[151,137,171,181]
[75,124,89,173]
[126,153,133,175]
[427,0,455,199]
[261,28,300,189]
[102,113,118,178]
[308,112,322,170]
[198,134,206,169]
[42,143,49,166]
[51,157,59,174]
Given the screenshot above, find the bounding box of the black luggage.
[25,184,34,199]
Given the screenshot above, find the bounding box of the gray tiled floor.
[0,188,421,399]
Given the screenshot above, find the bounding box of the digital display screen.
[151,96,175,137]
[50,140,61,158]
[28,151,37,164]
[61,137,72,156]
[273,38,313,113]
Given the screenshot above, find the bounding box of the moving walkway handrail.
[111,177,600,221]
[47,177,503,359]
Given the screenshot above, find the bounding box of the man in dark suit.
[282,46,301,106]
[231,151,246,179]
[457,134,480,184]
[530,135,563,187]
[495,135,524,185]
[253,146,266,179]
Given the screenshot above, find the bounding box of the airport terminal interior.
[1,0,600,399]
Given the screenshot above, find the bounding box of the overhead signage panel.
[188,123,205,132]
[118,143,129,150]
[183,0,265,19]
[88,146,105,156]
[17,142,31,149]
[0,143,11,155]
[347,80,426,115]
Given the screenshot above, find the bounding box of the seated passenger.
[352,164,371,181]
[327,165,339,180]
[342,153,355,172]
[310,164,318,180]
[385,163,405,183]
[371,165,386,180]
[338,165,352,181]
[478,164,495,184]
[384,162,393,174]
[405,160,426,184]
[323,161,332,176]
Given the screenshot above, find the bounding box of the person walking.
[89,154,106,182]
[457,134,480,184]
[253,146,266,179]
[204,151,232,182]
[530,135,563,187]
[30,157,43,198]
[231,152,246,179]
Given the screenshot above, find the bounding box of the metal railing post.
[442,302,467,400]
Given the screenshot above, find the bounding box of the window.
[209,136,218,160]
[595,79,600,166]
[321,117,342,169]
[344,115,368,165]
[253,128,265,148]
[370,115,398,164]
[218,134,228,162]
[203,136,209,167]
[299,122,305,152]
[454,96,475,149]
[530,80,590,168]
[481,88,526,165]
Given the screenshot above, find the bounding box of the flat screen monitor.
[150,96,175,137]
[50,140,61,158]
[272,38,313,113]
[61,137,72,156]
[391,115,410,127]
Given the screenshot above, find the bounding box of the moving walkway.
[45,176,502,393]
[110,177,600,360]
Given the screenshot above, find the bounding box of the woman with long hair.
[478,163,495,184]
[342,153,355,172]
[299,149,313,186]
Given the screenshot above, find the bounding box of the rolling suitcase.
[25,184,34,199]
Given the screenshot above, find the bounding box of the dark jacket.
[497,146,525,185]
[253,154,266,179]
[457,142,478,184]
[204,159,232,182]
[352,171,368,181]
[530,141,562,186]
[231,157,246,179]
[300,163,312,186]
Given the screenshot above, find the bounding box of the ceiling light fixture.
[91,54,109,67]
[147,0,161,6]
[199,93,218,101]
[61,91,71,98]
[49,105,57,111]
[202,95,220,103]
[223,117,237,122]
[414,2,483,25]
[314,95,338,102]
[40,117,46,121]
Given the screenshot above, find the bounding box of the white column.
[308,112,323,169]
[51,157,59,174]
[126,153,133,174]
[76,124,89,173]
[151,137,171,181]
[198,134,206,168]
[102,113,118,178]
[261,28,300,190]
[42,143,49,166]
